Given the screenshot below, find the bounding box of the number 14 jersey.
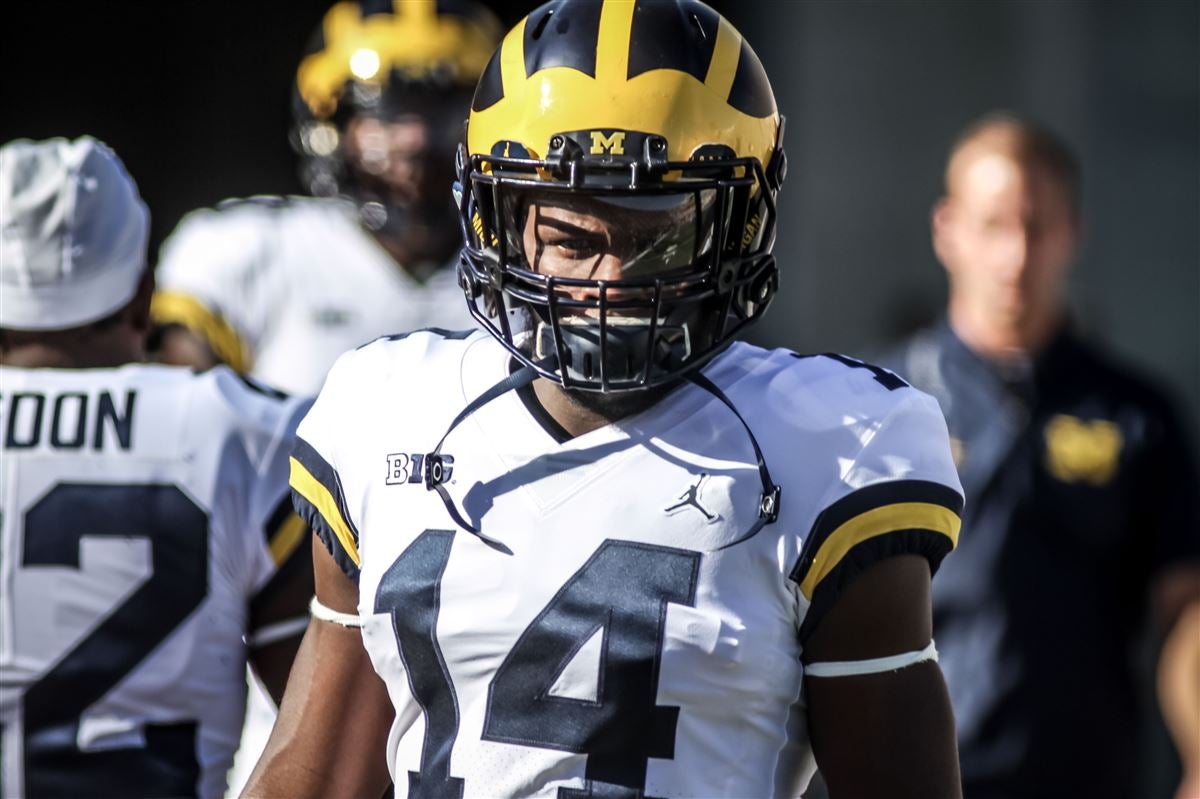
[292,330,964,797]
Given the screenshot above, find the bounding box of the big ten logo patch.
[386,453,426,486]
[385,452,455,486]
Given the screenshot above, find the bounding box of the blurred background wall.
[737,0,1199,442]
[2,0,1195,422]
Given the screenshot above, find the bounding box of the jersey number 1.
[376,531,701,798]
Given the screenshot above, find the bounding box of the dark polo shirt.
[880,320,1199,799]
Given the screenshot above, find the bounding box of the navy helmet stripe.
[359,0,393,18]
[523,0,605,79]
[627,0,720,81]
[471,47,504,111]
[727,38,776,118]
[435,0,484,19]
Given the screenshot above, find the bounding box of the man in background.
[150,0,502,394]
[881,113,1200,799]
[0,136,311,798]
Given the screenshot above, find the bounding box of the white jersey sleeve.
[769,353,964,646]
[288,331,472,584]
[288,344,373,584]
[152,199,288,374]
[193,368,315,595]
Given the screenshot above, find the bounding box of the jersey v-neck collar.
[512,367,573,444]
[455,337,752,514]
[460,336,733,452]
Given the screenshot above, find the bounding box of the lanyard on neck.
[422,362,782,553]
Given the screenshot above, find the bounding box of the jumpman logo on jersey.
[664,474,715,520]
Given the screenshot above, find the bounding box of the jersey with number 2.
[292,330,964,797]
[0,364,308,799]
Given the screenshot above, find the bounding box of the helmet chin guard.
[533,316,692,387]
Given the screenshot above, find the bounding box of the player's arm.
[1138,399,1200,799]
[794,388,964,797]
[803,554,961,799]
[245,516,314,705]
[1154,565,1200,799]
[218,378,317,703]
[243,535,393,798]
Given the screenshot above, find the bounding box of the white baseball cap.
[0,136,149,331]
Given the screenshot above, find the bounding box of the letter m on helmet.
[589,130,627,155]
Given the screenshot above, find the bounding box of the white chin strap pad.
[309,596,364,628]
[805,640,938,678]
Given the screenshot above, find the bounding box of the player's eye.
[542,232,603,260]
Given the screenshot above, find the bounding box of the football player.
[0,137,312,798]
[248,2,965,796]
[150,0,504,395]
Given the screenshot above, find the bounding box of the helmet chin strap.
[421,358,781,553]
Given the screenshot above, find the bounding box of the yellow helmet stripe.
[703,17,741,102]
[596,0,636,83]
[396,0,437,23]
[500,17,527,106]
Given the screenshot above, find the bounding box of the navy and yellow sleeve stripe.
[262,495,310,568]
[791,479,963,645]
[150,290,251,374]
[289,438,360,582]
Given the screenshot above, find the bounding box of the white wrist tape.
[309,596,364,628]
[245,615,310,648]
[805,640,938,678]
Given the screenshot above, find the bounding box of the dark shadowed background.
[3,1,1194,430]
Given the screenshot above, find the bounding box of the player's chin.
[563,376,681,416]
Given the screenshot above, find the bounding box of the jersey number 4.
[1,483,208,798]
[377,530,701,798]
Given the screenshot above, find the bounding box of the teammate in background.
[0,137,313,798]
[150,3,500,790]
[879,114,1200,799]
[248,2,965,796]
[151,0,503,395]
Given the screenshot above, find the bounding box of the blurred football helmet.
[293,0,502,242]
[457,0,786,392]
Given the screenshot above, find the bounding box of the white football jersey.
[152,196,475,396]
[292,331,964,798]
[0,364,310,799]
